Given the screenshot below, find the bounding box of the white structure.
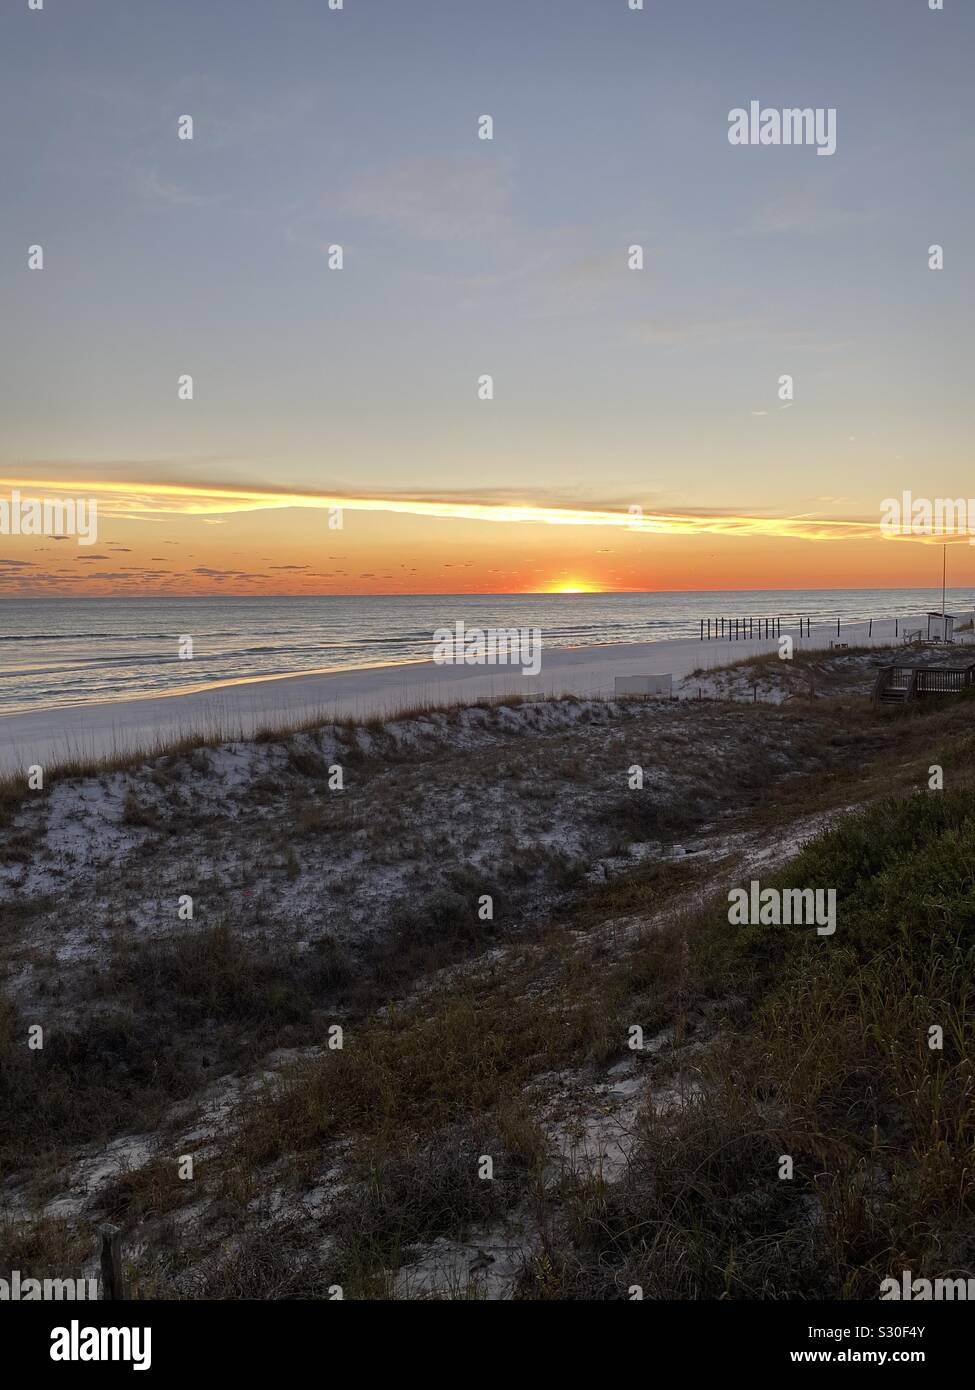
[926,612,955,642]
[614,673,673,698]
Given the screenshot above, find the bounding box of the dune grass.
[529,789,975,1298]
[0,688,569,809]
[2,683,973,1297]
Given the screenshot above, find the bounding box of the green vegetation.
[545,790,975,1297]
[0,922,351,1168]
[2,676,973,1297]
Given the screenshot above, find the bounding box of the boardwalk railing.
[873,663,975,703]
[915,665,975,694]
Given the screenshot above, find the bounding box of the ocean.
[2,589,974,716]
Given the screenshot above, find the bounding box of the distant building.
[926,612,956,642]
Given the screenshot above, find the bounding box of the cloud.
[743,180,875,238]
[134,168,221,209]
[0,473,899,545]
[190,566,264,579]
[631,315,850,354]
[343,155,512,241]
[631,316,764,346]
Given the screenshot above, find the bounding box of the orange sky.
[1,477,971,597]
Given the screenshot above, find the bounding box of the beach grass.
[2,651,974,1297]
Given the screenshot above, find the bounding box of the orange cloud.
[0,476,896,543]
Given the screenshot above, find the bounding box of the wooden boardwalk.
[873,662,975,705]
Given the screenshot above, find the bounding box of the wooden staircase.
[873,663,975,704]
[873,667,917,704]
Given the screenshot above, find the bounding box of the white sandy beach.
[0,614,970,775]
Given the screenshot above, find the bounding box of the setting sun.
[542,580,603,595]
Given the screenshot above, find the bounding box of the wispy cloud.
[0,475,897,544]
[630,316,848,351]
[134,167,222,209]
[343,155,513,241]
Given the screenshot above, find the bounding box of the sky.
[1,0,973,597]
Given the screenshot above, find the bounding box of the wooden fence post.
[100,1224,127,1301]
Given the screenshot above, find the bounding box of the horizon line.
[5,583,975,602]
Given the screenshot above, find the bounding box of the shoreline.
[0,614,968,775]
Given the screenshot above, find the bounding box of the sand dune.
[0,614,967,775]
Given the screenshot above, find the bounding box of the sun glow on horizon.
[2,474,969,600]
[542,580,603,594]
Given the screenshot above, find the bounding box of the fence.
[700,617,811,640]
[699,616,913,642]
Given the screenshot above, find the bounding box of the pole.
[100,1225,126,1300]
